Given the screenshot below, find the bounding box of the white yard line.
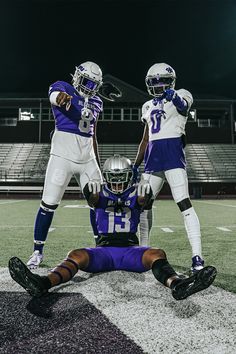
[161,227,174,233]
[194,200,236,208]
[0,224,235,229]
[48,227,56,232]
[216,227,232,232]
[0,225,89,228]
[0,200,26,205]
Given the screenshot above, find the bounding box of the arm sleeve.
[174,89,193,116]
[49,91,60,106]
[177,89,193,109]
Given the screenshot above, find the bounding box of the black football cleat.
[172,266,217,300]
[8,257,48,298]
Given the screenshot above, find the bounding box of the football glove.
[164,88,188,111]
[164,88,176,101]
[137,179,151,197]
[164,89,188,112]
[88,180,102,194]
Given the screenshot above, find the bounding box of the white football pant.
[141,168,202,257]
[42,155,102,205]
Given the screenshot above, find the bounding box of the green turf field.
[0,198,235,292]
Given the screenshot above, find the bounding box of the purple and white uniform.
[42,81,103,206]
[141,89,193,203]
[49,81,103,163]
[49,81,102,138]
[84,186,150,273]
[142,88,192,173]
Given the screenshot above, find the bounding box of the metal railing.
[0,97,235,143]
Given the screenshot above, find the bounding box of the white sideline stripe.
[216,227,232,232]
[194,200,236,208]
[161,227,174,233]
[0,200,26,205]
[1,268,236,354]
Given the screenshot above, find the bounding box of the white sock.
[139,209,153,246]
[182,207,202,258]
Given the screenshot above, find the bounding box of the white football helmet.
[145,63,176,97]
[103,155,133,194]
[72,61,103,98]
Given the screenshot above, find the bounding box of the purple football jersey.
[94,186,142,246]
[49,81,103,137]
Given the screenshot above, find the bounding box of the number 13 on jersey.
[106,208,131,233]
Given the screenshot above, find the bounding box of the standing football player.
[9,155,217,300]
[27,61,104,269]
[133,63,204,273]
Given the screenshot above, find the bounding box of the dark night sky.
[1,0,236,99]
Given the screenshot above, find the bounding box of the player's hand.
[88,180,102,194]
[56,92,73,110]
[132,165,140,183]
[164,88,176,102]
[137,179,151,197]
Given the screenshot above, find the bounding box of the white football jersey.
[141,89,193,140]
[50,130,96,163]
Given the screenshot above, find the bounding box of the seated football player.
[8,155,217,301]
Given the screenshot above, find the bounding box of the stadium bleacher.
[0,143,236,190]
[0,143,50,182]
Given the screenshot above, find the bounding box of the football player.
[133,63,204,273]
[27,61,104,269]
[9,155,217,300]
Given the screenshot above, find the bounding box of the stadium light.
[18,109,35,121]
[189,109,197,121]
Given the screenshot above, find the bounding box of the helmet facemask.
[145,76,175,98]
[103,170,133,194]
[72,69,102,98]
[102,155,133,194]
[72,62,103,98]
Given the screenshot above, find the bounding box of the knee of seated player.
[142,248,167,269]
[66,249,90,270]
[177,197,192,212]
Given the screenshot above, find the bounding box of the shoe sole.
[172,266,217,300]
[8,257,47,298]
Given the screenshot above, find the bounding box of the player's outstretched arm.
[163,88,188,114]
[49,91,72,110]
[56,92,73,110]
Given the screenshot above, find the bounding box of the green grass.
[0,198,236,293]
